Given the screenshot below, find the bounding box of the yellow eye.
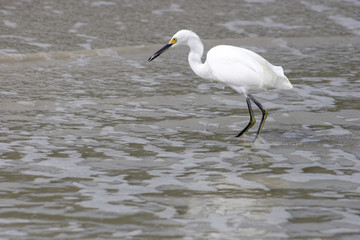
[169,38,177,44]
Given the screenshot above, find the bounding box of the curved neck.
[187,38,209,79]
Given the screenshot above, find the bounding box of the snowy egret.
[148,30,293,142]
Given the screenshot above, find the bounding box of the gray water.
[1,0,360,239]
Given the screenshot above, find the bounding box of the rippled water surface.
[1,0,360,239]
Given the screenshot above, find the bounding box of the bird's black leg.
[235,95,256,138]
[248,94,268,142]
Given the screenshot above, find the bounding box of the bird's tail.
[272,66,293,90]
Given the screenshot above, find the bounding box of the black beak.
[148,43,173,62]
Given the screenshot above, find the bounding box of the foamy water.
[1,0,360,239]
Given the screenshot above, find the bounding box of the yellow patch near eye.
[169,38,177,44]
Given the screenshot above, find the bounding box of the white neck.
[186,36,211,80]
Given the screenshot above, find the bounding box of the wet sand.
[1,0,360,239]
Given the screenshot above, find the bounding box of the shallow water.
[1,0,360,239]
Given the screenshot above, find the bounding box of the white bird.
[148,29,293,142]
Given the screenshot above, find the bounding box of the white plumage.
[207,45,292,92]
[148,29,293,142]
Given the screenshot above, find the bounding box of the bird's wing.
[206,45,265,91]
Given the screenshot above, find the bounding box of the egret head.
[148,30,195,61]
[169,30,195,47]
